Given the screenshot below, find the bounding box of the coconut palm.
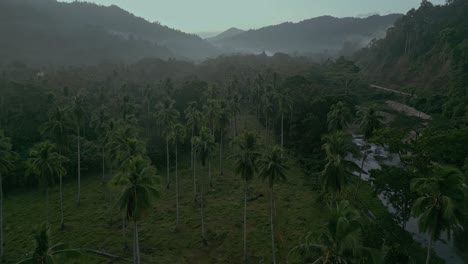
[273,87,291,154]
[217,100,230,177]
[258,146,288,264]
[193,127,216,244]
[90,105,110,184]
[25,142,68,225]
[0,131,16,258]
[229,95,241,137]
[411,166,465,264]
[327,101,352,132]
[169,123,186,227]
[232,131,259,262]
[203,100,220,187]
[16,223,80,264]
[155,97,180,189]
[112,155,159,264]
[354,105,383,199]
[289,200,363,264]
[40,106,73,153]
[184,101,201,169]
[71,95,86,206]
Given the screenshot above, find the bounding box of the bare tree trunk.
[0,173,3,258]
[269,188,277,264]
[193,152,197,203]
[426,238,432,264]
[60,173,64,229]
[46,187,50,225]
[77,128,81,206]
[175,143,179,226]
[166,136,170,189]
[201,164,206,245]
[133,221,140,264]
[243,182,248,262]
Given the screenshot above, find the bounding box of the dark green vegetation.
[0,0,467,264]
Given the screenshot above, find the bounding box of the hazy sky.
[60,0,446,34]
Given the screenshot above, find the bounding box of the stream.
[348,134,464,264]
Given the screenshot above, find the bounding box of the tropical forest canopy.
[0,0,467,264]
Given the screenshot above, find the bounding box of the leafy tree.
[25,142,68,225]
[155,97,180,189]
[411,166,466,264]
[0,131,16,258]
[17,223,80,264]
[112,155,159,264]
[232,131,259,261]
[258,146,288,264]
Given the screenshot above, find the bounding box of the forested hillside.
[0,0,218,65]
[208,14,401,57]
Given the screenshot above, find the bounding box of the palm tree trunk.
[0,173,3,258]
[201,164,206,245]
[102,146,105,184]
[60,173,64,229]
[191,125,194,169]
[109,166,113,223]
[354,139,368,200]
[46,187,50,225]
[280,112,284,155]
[426,238,432,264]
[175,143,179,226]
[122,216,127,250]
[133,220,140,264]
[243,182,248,262]
[209,159,212,188]
[77,128,81,206]
[269,188,277,264]
[166,136,170,189]
[235,113,238,137]
[219,133,223,176]
[193,152,197,203]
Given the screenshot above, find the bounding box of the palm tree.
[193,127,216,245]
[0,131,16,258]
[320,132,355,205]
[273,87,291,154]
[354,105,383,199]
[90,105,109,184]
[184,101,201,169]
[258,146,288,264]
[229,95,241,137]
[411,166,465,264]
[169,123,186,227]
[113,155,159,264]
[327,101,352,132]
[16,223,80,264]
[218,100,230,177]
[203,100,220,187]
[71,95,86,206]
[232,131,258,262]
[25,142,68,225]
[289,200,363,264]
[155,97,180,189]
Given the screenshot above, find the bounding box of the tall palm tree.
[258,146,288,264]
[184,101,201,169]
[354,105,383,199]
[218,100,230,177]
[90,105,109,184]
[169,123,186,227]
[289,200,364,263]
[273,87,291,154]
[0,131,16,258]
[113,155,159,264]
[193,127,216,245]
[71,95,86,206]
[25,142,68,225]
[203,100,220,187]
[155,97,179,189]
[411,166,465,264]
[16,223,80,264]
[327,101,352,132]
[232,131,258,262]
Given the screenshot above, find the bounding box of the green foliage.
[258,146,288,188]
[25,142,68,188]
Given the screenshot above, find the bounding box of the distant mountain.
[207,28,245,42]
[0,0,218,65]
[208,14,402,57]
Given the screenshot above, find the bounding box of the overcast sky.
[59,0,446,35]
